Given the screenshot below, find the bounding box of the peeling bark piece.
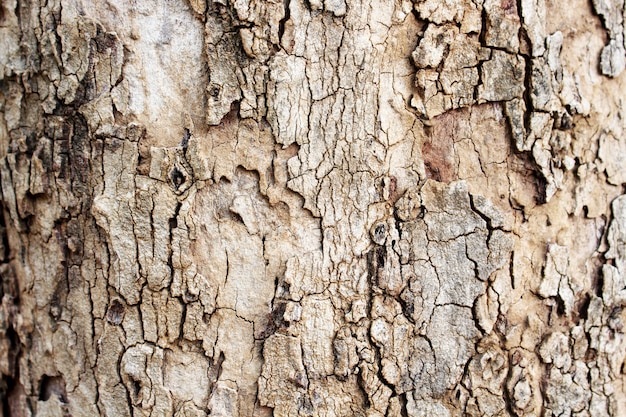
[422,180,485,241]
[538,243,577,314]
[471,194,504,229]
[412,25,458,69]
[505,98,529,151]
[483,0,521,53]
[429,238,485,306]
[395,187,422,221]
[538,243,568,298]
[478,50,525,103]
[407,396,452,417]
[284,252,325,301]
[120,344,173,414]
[593,0,626,77]
[599,132,626,186]
[206,33,244,125]
[324,0,347,16]
[440,68,479,107]
[413,0,576,207]
[543,366,591,416]
[414,0,482,33]
[606,195,626,274]
[539,331,572,369]
[205,310,259,416]
[412,25,490,118]
[300,297,335,378]
[520,0,547,57]
[258,334,308,415]
[267,54,310,147]
[600,39,626,77]
[209,381,240,417]
[391,182,513,404]
[163,349,211,408]
[91,139,143,305]
[421,305,479,395]
[602,264,626,307]
[467,339,508,395]
[530,57,561,112]
[57,18,97,103]
[235,0,285,61]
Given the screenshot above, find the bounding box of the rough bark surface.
[1,0,626,416]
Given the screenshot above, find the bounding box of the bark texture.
[1,0,626,416]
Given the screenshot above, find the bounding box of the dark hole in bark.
[533,173,547,205]
[4,378,29,417]
[595,269,604,297]
[181,128,190,149]
[373,223,386,244]
[575,293,591,321]
[278,0,291,43]
[229,210,245,225]
[1,377,14,417]
[95,29,117,53]
[38,375,67,403]
[357,373,371,408]
[400,393,410,417]
[258,302,288,339]
[209,85,221,97]
[298,395,314,413]
[555,296,566,316]
[0,205,9,262]
[609,307,624,333]
[271,302,287,326]
[184,290,197,303]
[170,167,186,189]
[132,378,141,399]
[106,299,125,325]
[560,111,573,129]
[0,264,18,304]
[168,200,182,285]
[399,292,415,320]
[50,277,68,321]
[376,246,386,268]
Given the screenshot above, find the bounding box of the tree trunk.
[1,0,626,415]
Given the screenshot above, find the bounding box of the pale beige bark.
[1,0,626,416]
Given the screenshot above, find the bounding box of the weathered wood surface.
[1,0,626,415]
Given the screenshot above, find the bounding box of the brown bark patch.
[501,0,518,15]
[422,110,465,183]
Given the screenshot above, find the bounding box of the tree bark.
[1,0,626,416]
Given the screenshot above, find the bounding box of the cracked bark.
[1,0,626,416]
